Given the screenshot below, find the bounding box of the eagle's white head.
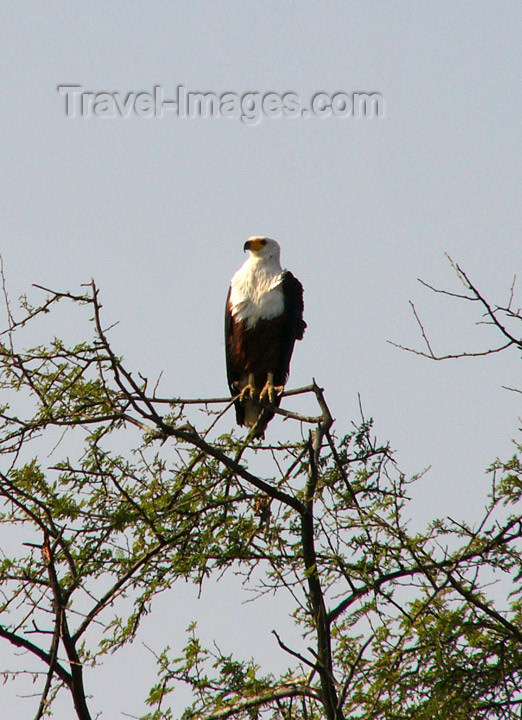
[230,236,285,325]
[243,236,281,263]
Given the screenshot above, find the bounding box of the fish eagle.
[225,237,306,437]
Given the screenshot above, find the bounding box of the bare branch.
[391,257,521,361]
[417,275,476,301]
[388,338,513,360]
[455,263,522,349]
[131,383,318,406]
[271,630,317,671]
[502,385,522,395]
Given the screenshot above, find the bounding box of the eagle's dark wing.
[224,287,245,425]
[274,271,306,386]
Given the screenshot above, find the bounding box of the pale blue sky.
[1,2,521,717]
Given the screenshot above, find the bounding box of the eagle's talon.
[239,374,257,403]
[259,375,284,405]
[239,384,256,402]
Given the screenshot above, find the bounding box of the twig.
[417,277,476,301]
[502,385,522,395]
[271,630,317,671]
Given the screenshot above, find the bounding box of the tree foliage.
[0,265,520,719]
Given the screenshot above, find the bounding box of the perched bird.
[225,237,306,437]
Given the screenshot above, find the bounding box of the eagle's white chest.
[229,259,285,328]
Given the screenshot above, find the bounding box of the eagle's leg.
[239,373,257,402]
[259,372,284,405]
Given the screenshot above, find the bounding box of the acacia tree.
[0,264,520,720]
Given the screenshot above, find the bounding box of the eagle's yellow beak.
[244,237,266,252]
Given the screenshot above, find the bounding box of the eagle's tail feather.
[244,399,261,428]
[243,400,275,439]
